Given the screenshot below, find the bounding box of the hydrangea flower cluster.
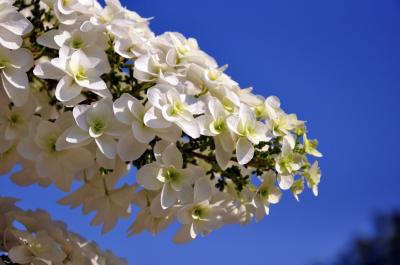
[0,197,127,265]
[0,0,322,244]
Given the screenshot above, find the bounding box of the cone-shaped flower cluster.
[0,197,127,265]
[0,0,322,243]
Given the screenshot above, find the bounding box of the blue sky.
[1,0,400,264]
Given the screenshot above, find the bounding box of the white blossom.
[57,99,125,159]
[0,197,127,265]
[34,49,111,104]
[0,47,33,106]
[197,97,234,169]
[146,84,204,139]
[0,1,33,49]
[227,103,270,165]
[136,143,203,209]
[252,171,282,221]
[0,0,322,248]
[174,177,223,243]
[17,115,94,191]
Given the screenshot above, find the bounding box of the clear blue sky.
[1,0,400,264]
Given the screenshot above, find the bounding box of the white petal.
[208,98,226,119]
[176,119,200,139]
[173,224,193,244]
[8,245,32,264]
[161,183,176,209]
[55,75,82,102]
[37,29,59,49]
[17,138,40,161]
[62,126,90,145]
[218,131,235,152]
[113,93,134,124]
[10,48,33,71]
[0,12,32,35]
[215,139,231,170]
[278,174,294,190]
[161,143,183,168]
[150,194,169,218]
[66,147,93,171]
[236,137,254,165]
[78,77,107,91]
[190,222,199,239]
[187,100,204,115]
[0,27,21,49]
[147,87,165,109]
[268,187,282,204]
[156,125,181,142]
[143,107,171,129]
[2,68,28,89]
[226,116,240,135]
[1,72,28,106]
[96,148,115,169]
[95,134,117,159]
[136,163,163,190]
[177,205,193,224]
[33,61,65,79]
[194,177,211,203]
[153,140,170,162]
[117,133,147,161]
[72,104,90,131]
[132,122,155,143]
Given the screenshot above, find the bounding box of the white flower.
[114,27,151,59]
[210,86,241,113]
[227,103,270,165]
[174,177,222,244]
[9,230,67,264]
[129,208,172,236]
[0,197,126,263]
[136,143,203,209]
[156,32,217,69]
[133,52,179,85]
[81,0,145,31]
[113,93,180,161]
[85,183,135,234]
[10,160,52,188]
[0,1,33,49]
[252,171,282,221]
[0,102,34,141]
[130,186,179,234]
[304,161,321,196]
[57,100,126,159]
[38,25,108,56]
[59,174,135,234]
[275,138,306,190]
[0,0,323,245]
[290,177,305,201]
[146,84,204,139]
[253,95,281,120]
[270,111,304,137]
[303,134,323,157]
[34,49,111,104]
[197,97,234,169]
[186,63,237,93]
[17,116,94,191]
[0,47,33,106]
[37,25,111,74]
[53,0,95,25]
